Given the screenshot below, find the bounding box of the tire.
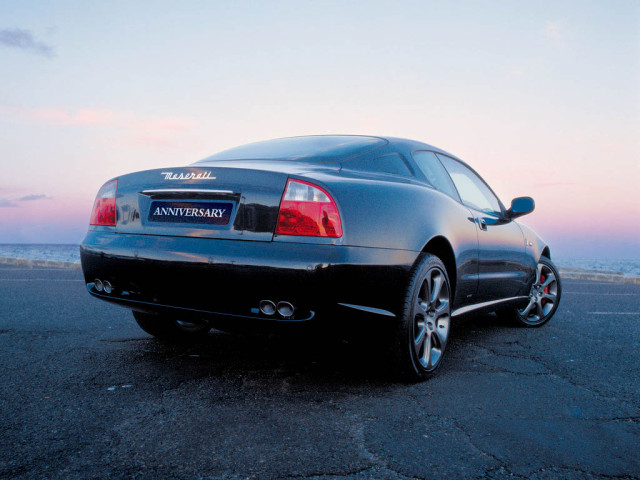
[391,253,452,381]
[508,256,562,327]
[133,311,211,342]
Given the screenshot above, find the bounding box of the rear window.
[374,154,413,176]
[198,136,386,163]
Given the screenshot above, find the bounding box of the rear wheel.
[509,256,561,327]
[392,253,452,381]
[133,311,211,342]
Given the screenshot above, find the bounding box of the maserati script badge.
[161,171,216,180]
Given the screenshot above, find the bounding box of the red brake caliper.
[540,274,549,306]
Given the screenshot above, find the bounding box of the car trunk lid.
[114,165,293,241]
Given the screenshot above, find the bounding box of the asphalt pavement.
[0,265,638,480]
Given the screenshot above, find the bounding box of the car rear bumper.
[80,231,419,323]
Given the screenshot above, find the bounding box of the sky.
[0,0,638,258]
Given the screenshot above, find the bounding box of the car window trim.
[410,150,462,202]
[374,152,416,177]
[435,153,507,217]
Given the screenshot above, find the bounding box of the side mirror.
[507,196,535,219]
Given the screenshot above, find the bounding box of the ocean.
[0,244,81,264]
[0,244,639,277]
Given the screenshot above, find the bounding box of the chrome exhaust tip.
[94,279,104,292]
[259,300,276,315]
[277,301,295,318]
[103,280,113,294]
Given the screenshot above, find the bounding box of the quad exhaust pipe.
[259,300,295,318]
[93,278,113,294]
[276,301,294,317]
[259,300,276,315]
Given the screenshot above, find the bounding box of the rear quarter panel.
[296,171,480,305]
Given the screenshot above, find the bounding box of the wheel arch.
[541,246,551,260]
[420,236,457,302]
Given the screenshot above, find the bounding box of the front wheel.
[509,256,562,327]
[133,311,211,342]
[391,253,452,381]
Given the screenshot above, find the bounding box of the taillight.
[275,179,342,238]
[89,179,118,226]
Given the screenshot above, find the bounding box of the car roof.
[287,134,464,162]
[198,134,465,166]
[379,136,463,161]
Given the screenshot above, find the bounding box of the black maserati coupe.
[81,135,561,379]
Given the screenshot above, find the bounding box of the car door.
[436,154,532,302]
[412,151,479,303]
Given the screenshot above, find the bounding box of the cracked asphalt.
[0,264,639,479]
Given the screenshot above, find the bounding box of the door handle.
[477,217,487,230]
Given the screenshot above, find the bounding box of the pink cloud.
[27,107,118,126]
[1,105,197,149]
[0,195,91,243]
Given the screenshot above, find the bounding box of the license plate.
[148,201,233,225]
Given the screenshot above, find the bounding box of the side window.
[373,154,413,177]
[437,155,502,214]
[412,151,459,200]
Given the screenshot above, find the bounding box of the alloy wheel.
[412,267,451,372]
[519,262,559,325]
